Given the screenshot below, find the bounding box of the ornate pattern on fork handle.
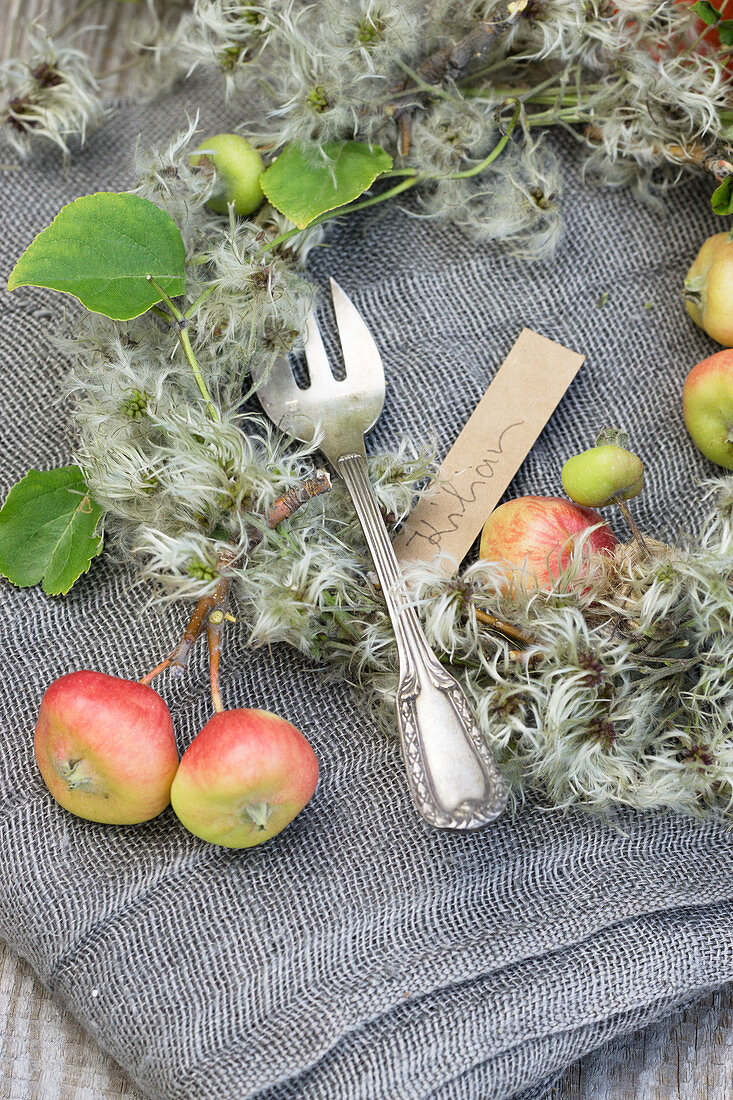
[338,452,507,830]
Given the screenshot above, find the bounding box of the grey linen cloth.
[1,76,733,1100]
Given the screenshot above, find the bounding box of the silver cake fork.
[255,278,507,831]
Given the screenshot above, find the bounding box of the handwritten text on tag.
[392,329,585,573]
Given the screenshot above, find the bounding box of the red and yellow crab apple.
[34,670,178,825]
[479,495,618,591]
[170,709,319,848]
[684,232,733,346]
[683,348,733,468]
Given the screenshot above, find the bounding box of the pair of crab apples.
[34,671,319,849]
[479,442,643,590]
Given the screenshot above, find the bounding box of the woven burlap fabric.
[1,75,733,1100]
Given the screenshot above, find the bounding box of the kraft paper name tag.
[392,328,585,573]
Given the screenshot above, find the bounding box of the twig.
[508,648,537,666]
[139,657,172,686]
[472,606,533,648]
[248,469,332,549]
[140,470,332,687]
[584,125,733,181]
[139,553,235,685]
[392,2,528,155]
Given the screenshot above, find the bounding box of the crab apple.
[561,444,644,508]
[34,671,178,825]
[683,348,733,468]
[170,709,319,849]
[479,495,618,591]
[191,133,265,216]
[684,232,733,346]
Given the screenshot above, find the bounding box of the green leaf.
[7,192,186,320]
[691,0,722,24]
[718,18,733,43]
[712,176,733,215]
[0,467,104,596]
[260,141,393,229]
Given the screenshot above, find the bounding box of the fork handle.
[338,453,507,830]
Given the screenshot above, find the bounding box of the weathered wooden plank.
[549,989,733,1100]
[0,944,144,1099]
[2,0,134,81]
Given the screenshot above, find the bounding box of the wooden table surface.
[1,4,732,1097]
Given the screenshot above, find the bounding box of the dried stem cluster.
[141,471,332,708]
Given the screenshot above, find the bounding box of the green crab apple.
[479,495,618,591]
[683,348,733,468]
[170,709,319,849]
[35,671,178,825]
[191,133,265,216]
[561,444,644,508]
[684,232,733,346]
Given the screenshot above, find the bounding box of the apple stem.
[140,566,234,689]
[138,563,233,687]
[472,606,534,649]
[139,471,333,687]
[139,658,172,686]
[615,498,651,558]
[207,613,224,713]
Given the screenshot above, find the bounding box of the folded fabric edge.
[433,987,725,1100]
[168,899,733,1100]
